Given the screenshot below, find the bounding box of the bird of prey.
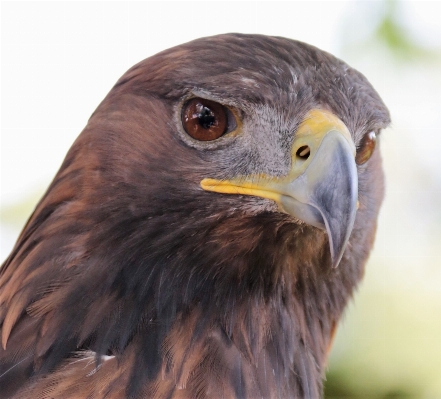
[0,34,389,398]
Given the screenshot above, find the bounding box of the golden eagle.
[0,34,389,398]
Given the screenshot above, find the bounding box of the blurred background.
[1,1,441,398]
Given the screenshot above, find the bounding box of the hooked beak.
[201,109,358,268]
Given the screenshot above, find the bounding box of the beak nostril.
[296,145,310,159]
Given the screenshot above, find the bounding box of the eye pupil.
[182,98,231,141]
[196,106,216,129]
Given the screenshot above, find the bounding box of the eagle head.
[0,34,390,398]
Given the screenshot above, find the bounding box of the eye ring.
[356,131,377,165]
[181,98,236,141]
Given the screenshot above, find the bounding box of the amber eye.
[181,98,233,141]
[356,131,377,165]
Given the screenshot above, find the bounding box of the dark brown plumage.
[0,34,389,398]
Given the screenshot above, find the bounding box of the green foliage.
[0,189,44,228]
[373,0,431,59]
[325,368,415,399]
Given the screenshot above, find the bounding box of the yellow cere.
[294,109,355,157]
[200,178,282,202]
